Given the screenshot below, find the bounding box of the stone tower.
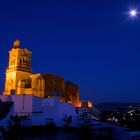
[3,40,32,95]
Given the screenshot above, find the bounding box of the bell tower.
[3,40,32,95]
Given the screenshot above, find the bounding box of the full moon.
[129,9,137,17]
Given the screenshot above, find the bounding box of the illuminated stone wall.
[65,81,80,107]
[30,73,65,98]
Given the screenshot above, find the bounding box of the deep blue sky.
[0,0,140,103]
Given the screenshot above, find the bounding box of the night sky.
[0,0,140,103]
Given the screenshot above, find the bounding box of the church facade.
[3,40,80,107]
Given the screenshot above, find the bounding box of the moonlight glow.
[129,9,137,17]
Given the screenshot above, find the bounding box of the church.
[3,40,80,107]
